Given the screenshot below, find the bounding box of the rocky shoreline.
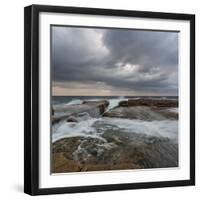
[52,100,109,124]
[53,134,178,173]
[52,98,178,173]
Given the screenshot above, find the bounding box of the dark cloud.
[52,26,178,96]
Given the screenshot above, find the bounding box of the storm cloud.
[52,26,178,96]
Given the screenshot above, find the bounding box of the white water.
[52,117,178,143]
[166,108,178,113]
[105,97,128,112]
[52,97,178,143]
[102,117,178,140]
[52,118,103,142]
[66,99,83,105]
[53,97,128,115]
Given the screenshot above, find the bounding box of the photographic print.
[51,26,179,173]
[24,5,195,195]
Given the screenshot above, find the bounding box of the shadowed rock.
[82,100,109,114]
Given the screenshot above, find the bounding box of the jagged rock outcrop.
[52,100,109,124]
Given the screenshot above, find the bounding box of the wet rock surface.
[52,100,109,124]
[119,99,178,107]
[104,99,178,120]
[52,98,178,173]
[52,131,178,173]
[103,106,178,120]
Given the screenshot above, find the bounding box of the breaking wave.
[54,96,130,114]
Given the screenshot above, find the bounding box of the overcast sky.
[52,26,178,96]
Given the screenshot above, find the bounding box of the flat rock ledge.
[103,106,178,120]
[119,99,178,107]
[52,133,178,173]
[103,99,178,120]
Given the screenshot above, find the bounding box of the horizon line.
[52,95,178,97]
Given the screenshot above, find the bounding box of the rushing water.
[52,96,178,142]
[52,96,179,172]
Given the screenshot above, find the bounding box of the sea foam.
[52,97,178,143]
[52,117,178,143]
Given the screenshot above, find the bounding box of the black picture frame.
[24,4,195,196]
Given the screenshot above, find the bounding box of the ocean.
[52,96,179,172]
[52,96,178,105]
